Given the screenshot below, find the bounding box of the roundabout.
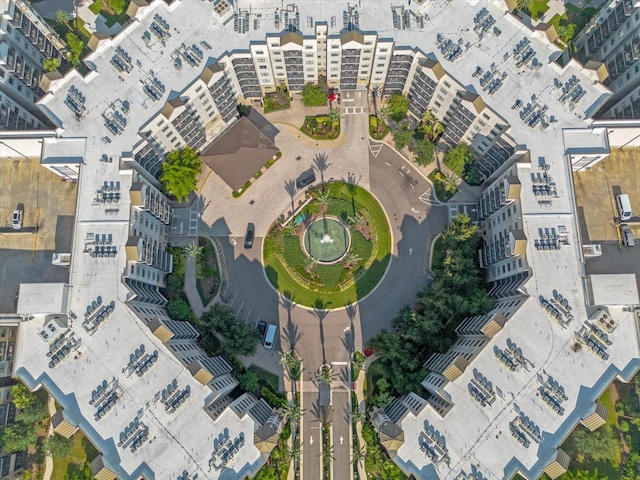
[263,181,392,308]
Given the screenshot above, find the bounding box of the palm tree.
[516,0,533,11]
[279,350,299,377]
[321,444,335,464]
[420,109,444,142]
[328,108,340,125]
[316,363,333,385]
[343,251,362,269]
[351,405,365,424]
[287,440,303,462]
[283,402,303,423]
[55,10,70,27]
[303,256,317,276]
[347,213,366,229]
[312,153,331,187]
[183,242,202,259]
[439,172,460,194]
[352,445,366,466]
[315,189,332,213]
[376,106,390,134]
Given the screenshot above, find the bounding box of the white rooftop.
[17,283,69,315]
[21,0,637,478]
[589,274,640,306]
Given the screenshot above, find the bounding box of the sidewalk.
[42,396,56,480]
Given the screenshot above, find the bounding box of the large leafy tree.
[392,122,414,150]
[45,433,73,458]
[167,300,191,321]
[11,384,34,409]
[301,83,327,107]
[443,143,472,176]
[387,93,409,122]
[160,147,202,203]
[410,138,435,166]
[65,33,85,67]
[201,304,260,356]
[0,421,38,452]
[367,214,493,398]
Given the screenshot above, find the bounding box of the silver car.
[11,209,22,230]
[621,224,635,247]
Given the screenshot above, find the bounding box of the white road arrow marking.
[310,436,314,445]
[409,248,413,256]
[340,436,344,445]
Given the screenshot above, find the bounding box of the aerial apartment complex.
[0,0,638,479]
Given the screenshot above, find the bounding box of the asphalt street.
[215,140,448,479]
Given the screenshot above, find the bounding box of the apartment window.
[162,125,169,133]
[198,92,206,99]
[256,50,265,55]
[261,72,269,76]
[482,113,490,120]
[437,94,444,101]
[205,105,213,112]
[439,87,447,94]
[157,120,165,127]
[257,58,266,63]
[259,65,267,69]
[195,85,203,93]
[434,101,441,108]
[380,48,388,52]
[305,53,314,58]
[444,81,451,88]
[306,60,314,65]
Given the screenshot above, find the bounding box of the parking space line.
[30,159,35,182]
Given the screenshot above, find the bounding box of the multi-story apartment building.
[573,0,640,118]
[0,0,66,130]
[0,320,23,480]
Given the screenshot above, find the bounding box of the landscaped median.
[300,113,341,140]
[263,182,392,308]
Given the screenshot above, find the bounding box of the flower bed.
[300,115,340,140]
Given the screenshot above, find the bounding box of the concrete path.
[42,395,56,480]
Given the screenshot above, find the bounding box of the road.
[205,109,449,478]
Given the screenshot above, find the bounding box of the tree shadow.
[280,291,302,351]
[341,302,358,354]
[284,178,297,216]
[310,298,329,364]
[265,265,278,290]
[342,172,360,215]
[312,152,331,187]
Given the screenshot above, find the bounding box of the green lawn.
[88,0,102,14]
[527,0,550,20]
[248,365,280,392]
[431,235,445,271]
[559,386,621,479]
[51,431,99,480]
[72,17,90,39]
[263,183,392,308]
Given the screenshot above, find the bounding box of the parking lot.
[0,158,77,312]
[573,147,640,278]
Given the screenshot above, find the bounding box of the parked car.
[263,324,277,350]
[296,169,316,190]
[256,320,267,340]
[244,223,255,249]
[11,209,22,230]
[621,224,635,247]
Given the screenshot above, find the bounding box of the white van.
[263,324,277,350]
[617,194,632,221]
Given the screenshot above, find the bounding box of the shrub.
[620,420,630,432]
